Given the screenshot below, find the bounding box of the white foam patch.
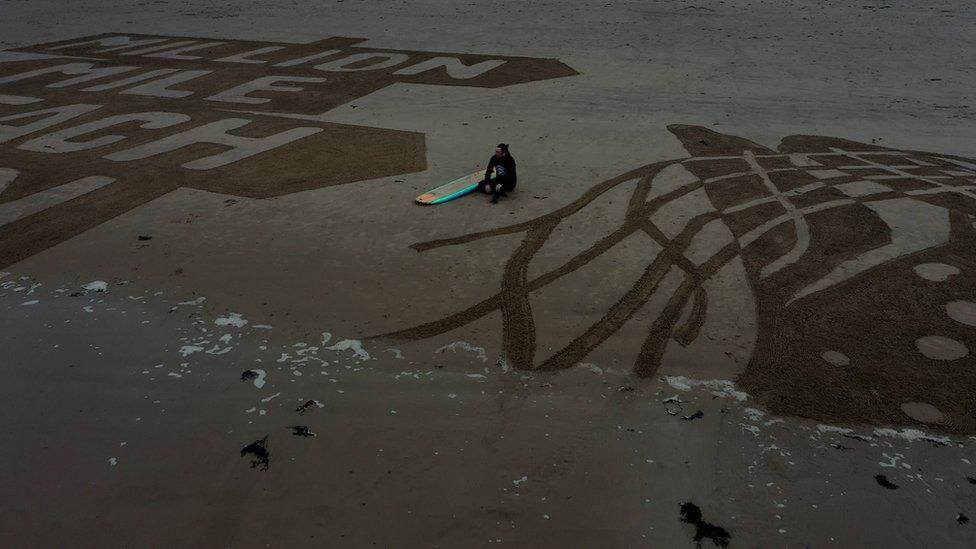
[743,408,765,421]
[261,392,280,403]
[879,452,904,468]
[82,280,107,292]
[739,424,760,436]
[575,362,627,376]
[326,339,370,360]
[214,312,248,328]
[873,427,951,446]
[251,369,267,388]
[206,345,232,355]
[664,376,748,401]
[178,297,206,306]
[21,300,38,306]
[178,345,204,357]
[436,341,488,362]
[108,457,118,466]
[817,424,853,435]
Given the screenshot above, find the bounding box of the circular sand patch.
[947,301,976,327]
[913,263,960,282]
[901,402,944,424]
[820,350,850,366]
[915,335,969,361]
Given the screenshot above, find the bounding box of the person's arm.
[484,156,495,181]
[509,158,517,184]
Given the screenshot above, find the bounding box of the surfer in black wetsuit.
[482,143,517,204]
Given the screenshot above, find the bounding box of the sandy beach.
[1,1,975,546]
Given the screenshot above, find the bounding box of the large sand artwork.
[379,125,976,431]
[2,33,974,433]
[0,33,576,266]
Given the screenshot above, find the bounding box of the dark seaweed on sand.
[875,474,898,489]
[241,436,270,471]
[296,400,318,414]
[680,502,731,547]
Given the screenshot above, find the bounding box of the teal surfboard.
[416,171,494,205]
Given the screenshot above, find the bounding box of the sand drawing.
[380,125,976,430]
[0,33,576,267]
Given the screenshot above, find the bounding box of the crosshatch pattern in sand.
[378,125,976,432]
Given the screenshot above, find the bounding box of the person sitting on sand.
[482,143,517,204]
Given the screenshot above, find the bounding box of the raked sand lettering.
[0,33,577,267]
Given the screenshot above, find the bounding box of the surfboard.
[415,171,493,205]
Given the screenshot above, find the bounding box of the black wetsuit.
[483,154,517,194]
